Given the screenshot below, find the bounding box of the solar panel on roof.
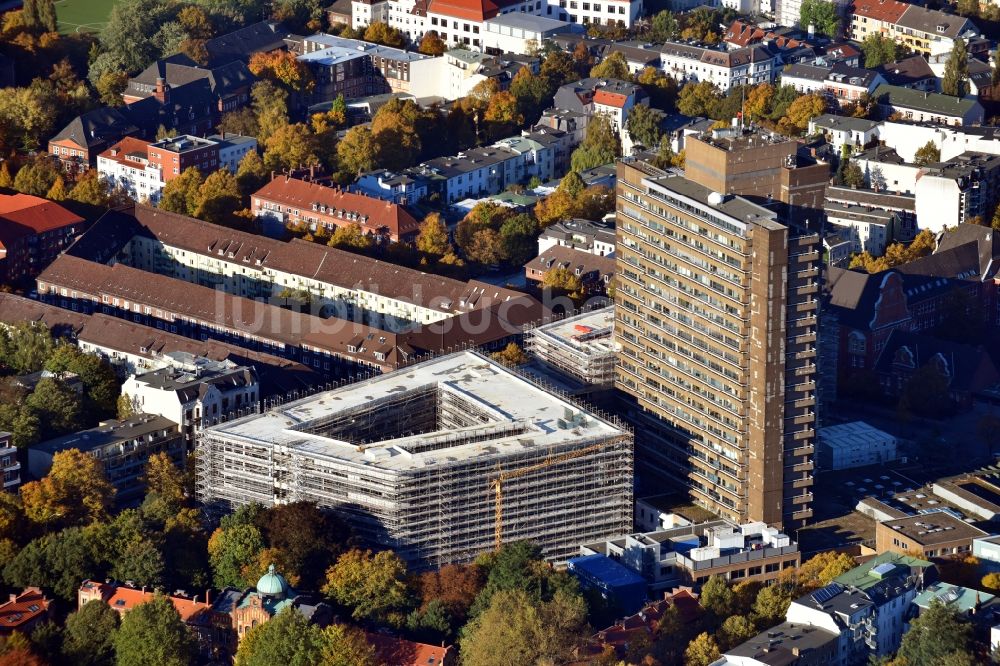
[811,582,844,604]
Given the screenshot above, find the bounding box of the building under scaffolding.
[196,351,633,568]
[525,307,616,387]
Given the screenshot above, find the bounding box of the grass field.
[56,0,117,34]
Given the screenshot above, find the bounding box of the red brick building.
[252,176,421,242]
[147,135,220,183]
[0,194,85,284]
[0,588,51,635]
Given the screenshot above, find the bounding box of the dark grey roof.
[725,621,839,665]
[811,113,879,133]
[873,328,999,393]
[50,107,139,151]
[877,55,935,87]
[872,84,982,117]
[897,4,976,40]
[782,63,829,82]
[131,59,254,98]
[34,414,178,455]
[205,21,291,66]
[827,61,882,87]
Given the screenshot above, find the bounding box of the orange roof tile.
[0,588,50,630]
[95,583,212,624]
[368,633,454,666]
[98,136,153,169]
[850,0,909,24]
[593,90,629,108]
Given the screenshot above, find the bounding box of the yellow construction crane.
[489,438,624,550]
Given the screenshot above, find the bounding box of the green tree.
[843,162,864,188]
[699,575,735,619]
[235,606,322,666]
[208,522,265,589]
[251,80,289,143]
[942,38,969,97]
[63,599,120,666]
[69,170,113,207]
[0,321,55,374]
[898,600,973,665]
[800,0,840,36]
[364,21,406,47]
[256,501,350,591]
[114,595,197,666]
[20,447,114,528]
[498,213,538,265]
[337,126,378,176]
[861,33,904,68]
[626,103,662,149]
[317,624,378,666]
[95,71,129,106]
[459,588,587,666]
[44,344,120,417]
[322,549,413,625]
[263,123,319,173]
[752,582,796,628]
[12,159,59,197]
[914,140,941,166]
[158,167,204,216]
[570,114,620,172]
[235,151,268,197]
[22,0,58,32]
[417,212,451,256]
[590,51,630,80]
[684,632,721,666]
[24,377,82,437]
[510,66,554,125]
[646,10,679,41]
[4,527,99,601]
[194,169,242,226]
[719,615,757,650]
[540,50,578,87]
[677,81,722,118]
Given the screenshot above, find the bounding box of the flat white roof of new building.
[818,420,896,450]
[205,351,624,472]
[485,13,575,32]
[531,307,616,357]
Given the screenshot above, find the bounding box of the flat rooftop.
[150,135,216,153]
[35,414,177,454]
[643,170,779,229]
[531,307,615,357]
[485,13,573,31]
[204,351,624,473]
[881,512,989,545]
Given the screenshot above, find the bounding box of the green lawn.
[56,0,117,34]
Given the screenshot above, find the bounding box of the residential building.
[579,519,799,589]
[877,55,937,91]
[79,580,233,661]
[352,169,431,205]
[407,49,517,101]
[122,55,255,113]
[0,294,319,394]
[29,415,185,505]
[911,581,999,619]
[537,218,615,256]
[717,621,840,666]
[871,84,985,126]
[808,114,880,153]
[659,42,778,92]
[202,21,292,67]
[848,0,979,55]
[298,34,431,102]
[877,511,990,558]
[684,127,830,218]
[148,135,220,184]
[35,208,544,371]
[525,246,615,296]
[877,122,1000,163]
[782,63,885,106]
[196,351,634,568]
[615,157,821,528]
[252,175,421,242]
[781,553,936,661]
[817,421,897,470]
[0,588,51,636]
[524,307,616,388]
[824,185,917,242]
[851,146,921,194]
[98,134,257,203]
[0,432,19,493]
[481,13,577,54]
[914,151,1000,231]
[368,633,456,666]
[121,360,259,451]
[566,554,648,615]
[825,202,901,256]
[723,20,814,50]
[48,107,140,172]
[0,193,86,284]
[553,78,647,132]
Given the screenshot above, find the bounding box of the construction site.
[196,351,634,568]
[524,307,617,388]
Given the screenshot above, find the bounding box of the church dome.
[256,564,289,598]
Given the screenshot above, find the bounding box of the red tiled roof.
[593,90,629,108]
[850,0,909,24]
[0,588,50,630]
[98,136,153,169]
[253,176,420,239]
[82,581,212,624]
[426,0,518,21]
[0,194,85,248]
[368,633,454,666]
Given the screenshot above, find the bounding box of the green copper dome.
[256,564,289,598]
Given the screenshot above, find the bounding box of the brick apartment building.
[0,194,86,284]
